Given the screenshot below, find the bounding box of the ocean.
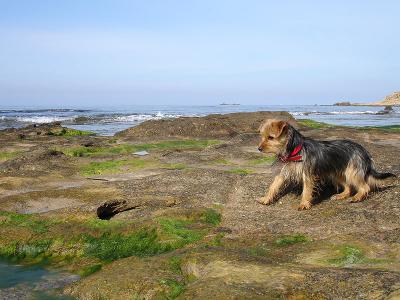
[0,105,399,136]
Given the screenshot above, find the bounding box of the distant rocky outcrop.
[333,101,351,106]
[116,111,295,139]
[377,105,394,115]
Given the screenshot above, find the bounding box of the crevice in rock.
[97,200,140,220]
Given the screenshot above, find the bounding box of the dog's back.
[303,139,370,176]
[306,138,394,184]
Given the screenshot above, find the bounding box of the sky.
[0,0,399,106]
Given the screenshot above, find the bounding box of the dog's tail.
[368,169,396,187]
[370,169,396,180]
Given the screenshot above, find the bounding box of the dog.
[257,119,396,210]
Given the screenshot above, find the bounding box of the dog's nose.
[258,146,263,152]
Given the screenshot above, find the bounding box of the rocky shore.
[0,112,399,299]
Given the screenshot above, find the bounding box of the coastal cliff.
[334,91,400,106]
[368,91,400,106]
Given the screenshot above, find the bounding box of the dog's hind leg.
[345,164,370,203]
[349,173,370,203]
[331,178,351,201]
[351,181,370,202]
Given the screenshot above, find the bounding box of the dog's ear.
[271,120,288,138]
[258,121,267,132]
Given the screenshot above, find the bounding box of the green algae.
[160,278,186,299]
[48,128,94,137]
[298,119,400,133]
[209,159,234,165]
[228,168,253,175]
[209,233,225,247]
[83,228,170,261]
[158,218,205,248]
[201,208,221,226]
[62,139,220,157]
[80,158,148,176]
[327,245,365,266]
[275,234,309,246]
[248,156,275,165]
[0,209,220,276]
[247,245,269,257]
[0,211,54,233]
[0,151,19,161]
[297,119,333,129]
[169,256,183,274]
[358,124,400,132]
[162,163,186,170]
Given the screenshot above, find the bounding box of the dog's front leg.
[299,173,314,210]
[259,174,285,205]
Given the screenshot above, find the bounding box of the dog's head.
[258,119,289,154]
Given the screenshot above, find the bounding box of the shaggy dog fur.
[257,119,396,210]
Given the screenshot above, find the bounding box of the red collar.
[279,144,303,162]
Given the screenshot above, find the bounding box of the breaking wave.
[15,116,77,123]
[0,109,90,113]
[0,111,198,126]
[113,112,187,122]
[290,110,378,116]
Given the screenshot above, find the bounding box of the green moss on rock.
[327,245,365,267]
[248,156,275,165]
[275,234,309,246]
[297,119,332,129]
[62,140,220,157]
[228,168,253,175]
[201,209,221,226]
[48,128,94,137]
[80,158,148,176]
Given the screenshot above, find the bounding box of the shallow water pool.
[0,261,78,299]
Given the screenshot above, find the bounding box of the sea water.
[0,104,399,135]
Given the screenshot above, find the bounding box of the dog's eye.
[268,136,274,140]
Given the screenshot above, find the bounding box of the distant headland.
[220,102,240,106]
[334,91,400,106]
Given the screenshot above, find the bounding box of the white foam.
[290,111,377,116]
[113,113,182,122]
[15,116,75,123]
[114,114,152,122]
[330,111,375,115]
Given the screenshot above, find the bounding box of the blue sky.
[0,0,399,106]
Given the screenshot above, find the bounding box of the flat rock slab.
[16,197,83,214]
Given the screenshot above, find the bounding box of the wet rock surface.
[0,113,399,299]
[117,111,294,139]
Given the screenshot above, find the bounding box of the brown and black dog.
[257,119,395,210]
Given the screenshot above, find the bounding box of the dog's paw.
[350,197,365,203]
[258,197,273,205]
[350,193,368,203]
[330,194,348,201]
[298,202,312,210]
